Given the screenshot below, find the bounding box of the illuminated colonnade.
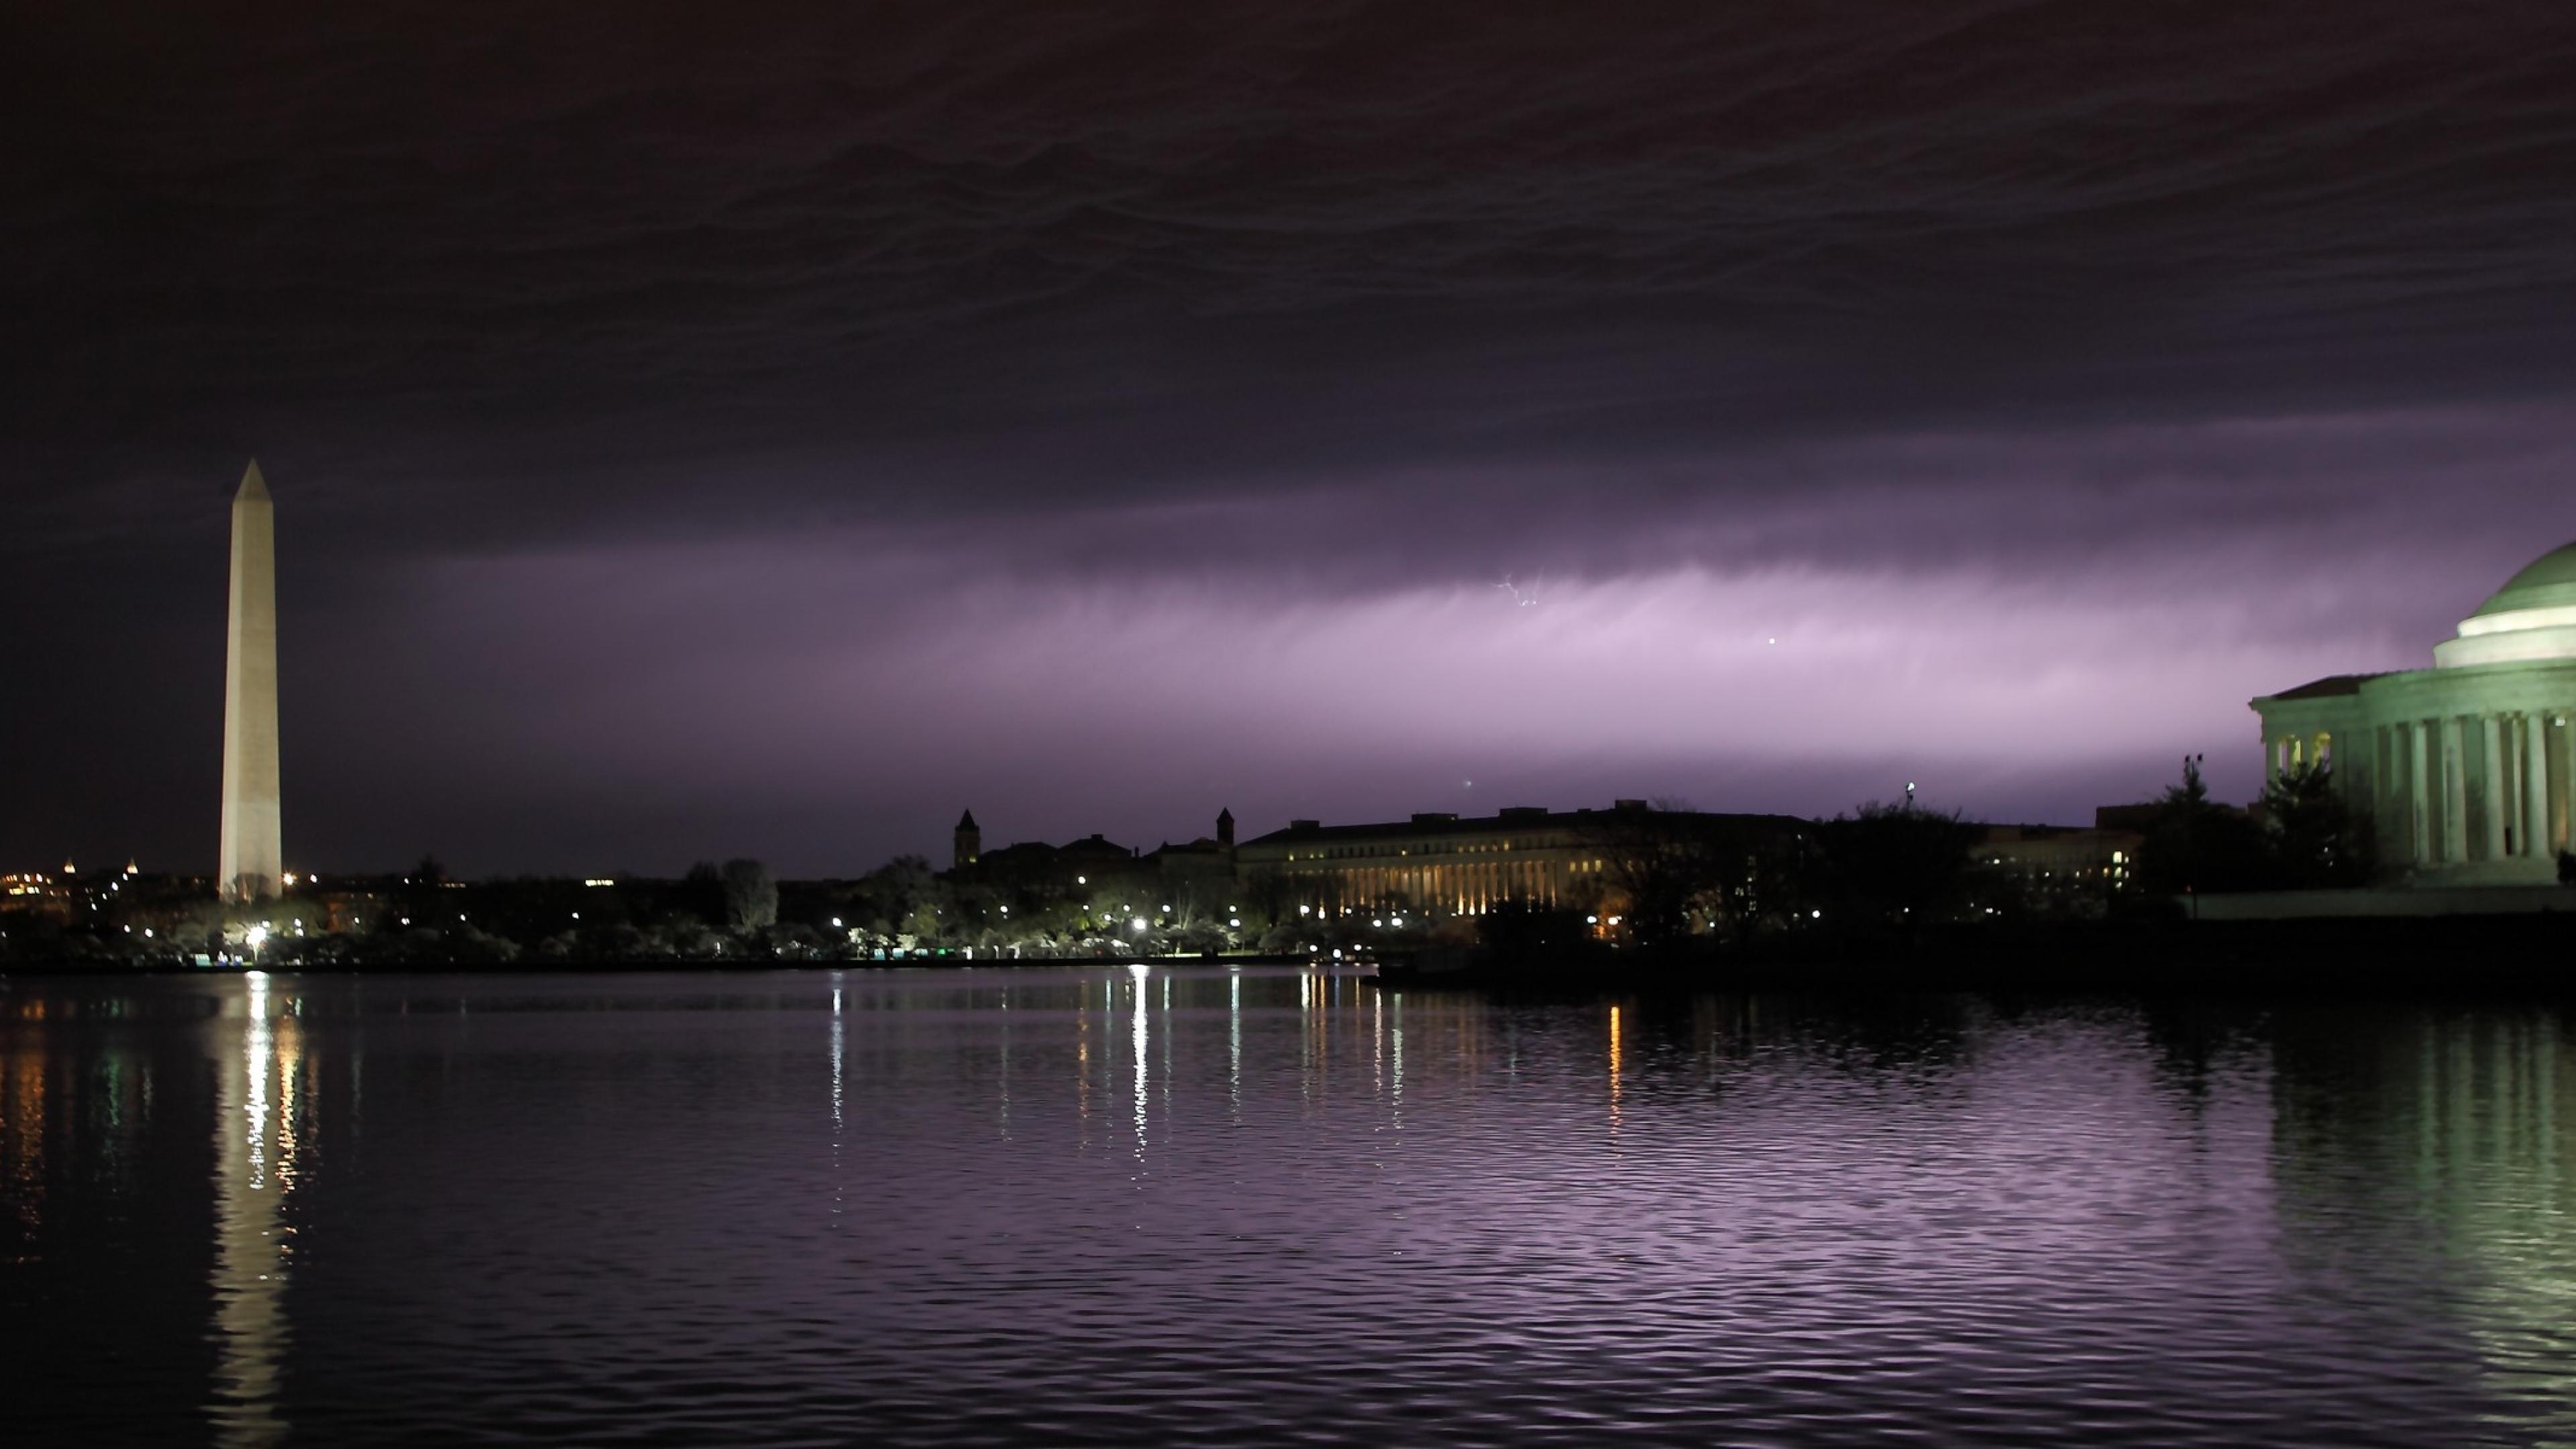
[2255,542,2576,881]
[1240,809,1623,916]
[1231,802,1809,918]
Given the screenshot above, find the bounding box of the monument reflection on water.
[8,969,2576,1445]
[209,973,298,1448]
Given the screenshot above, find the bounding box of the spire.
[219,458,283,904]
[957,808,977,830]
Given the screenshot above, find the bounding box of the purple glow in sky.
[7,3,2576,873]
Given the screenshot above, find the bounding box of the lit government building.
[1235,802,1801,916]
[2254,541,2576,883]
[953,800,1807,918]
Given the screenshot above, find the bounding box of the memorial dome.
[2253,539,2576,883]
[2470,541,2576,615]
[2436,540,2576,667]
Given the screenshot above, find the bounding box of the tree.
[1729,829,1823,940]
[2263,761,2374,888]
[2135,755,2273,897]
[1475,898,1595,964]
[721,859,779,930]
[1815,799,1986,930]
[1593,808,1727,951]
[683,861,727,925]
[849,855,941,951]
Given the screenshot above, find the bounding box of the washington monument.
[219,460,283,903]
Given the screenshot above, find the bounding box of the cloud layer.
[7,1,2576,871]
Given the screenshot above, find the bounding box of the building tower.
[219,461,284,903]
[953,809,981,870]
[1216,807,1235,851]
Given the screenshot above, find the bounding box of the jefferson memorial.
[2254,542,2576,883]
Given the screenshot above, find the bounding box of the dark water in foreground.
[7,968,2576,1446]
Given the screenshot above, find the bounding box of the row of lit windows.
[1277,857,1609,874]
[1283,837,1571,863]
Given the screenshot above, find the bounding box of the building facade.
[1976,824,2139,912]
[2252,541,2576,883]
[1234,800,1803,918]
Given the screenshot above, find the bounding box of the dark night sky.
[7,1,2576,876]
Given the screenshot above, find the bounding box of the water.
[6,967,2576,1446]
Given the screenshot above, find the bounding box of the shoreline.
[13,913,2576,1000]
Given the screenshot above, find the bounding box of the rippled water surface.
[9,967,2576,1445]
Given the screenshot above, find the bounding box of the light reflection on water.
[5,969,2576,1445]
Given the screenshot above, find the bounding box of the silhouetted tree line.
[2132,755,2373,901]
[1472,798,1992,968]
[3,763,2390,971]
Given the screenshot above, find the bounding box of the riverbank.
[17,914,2576,999]
[0,950,1336,977]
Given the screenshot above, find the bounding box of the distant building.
[949,822,1157,895]
[1140,808,1236,885]
[2252,541,2576,883]
[2092,802,2161,835]
[0,871,73,923]
[1233,799,1803,918]
[1976,824,2139,911]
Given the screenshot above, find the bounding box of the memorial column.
[2442,715,2468,864]
[2410,720,2432,865]
[2483,714,2510,859]
[2527,712,2550,857]
[2563,711,2576,857]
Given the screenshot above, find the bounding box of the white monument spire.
[219,460,283,903]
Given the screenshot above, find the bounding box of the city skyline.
[8,3,2575,877]
[13,9,2576,1443]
